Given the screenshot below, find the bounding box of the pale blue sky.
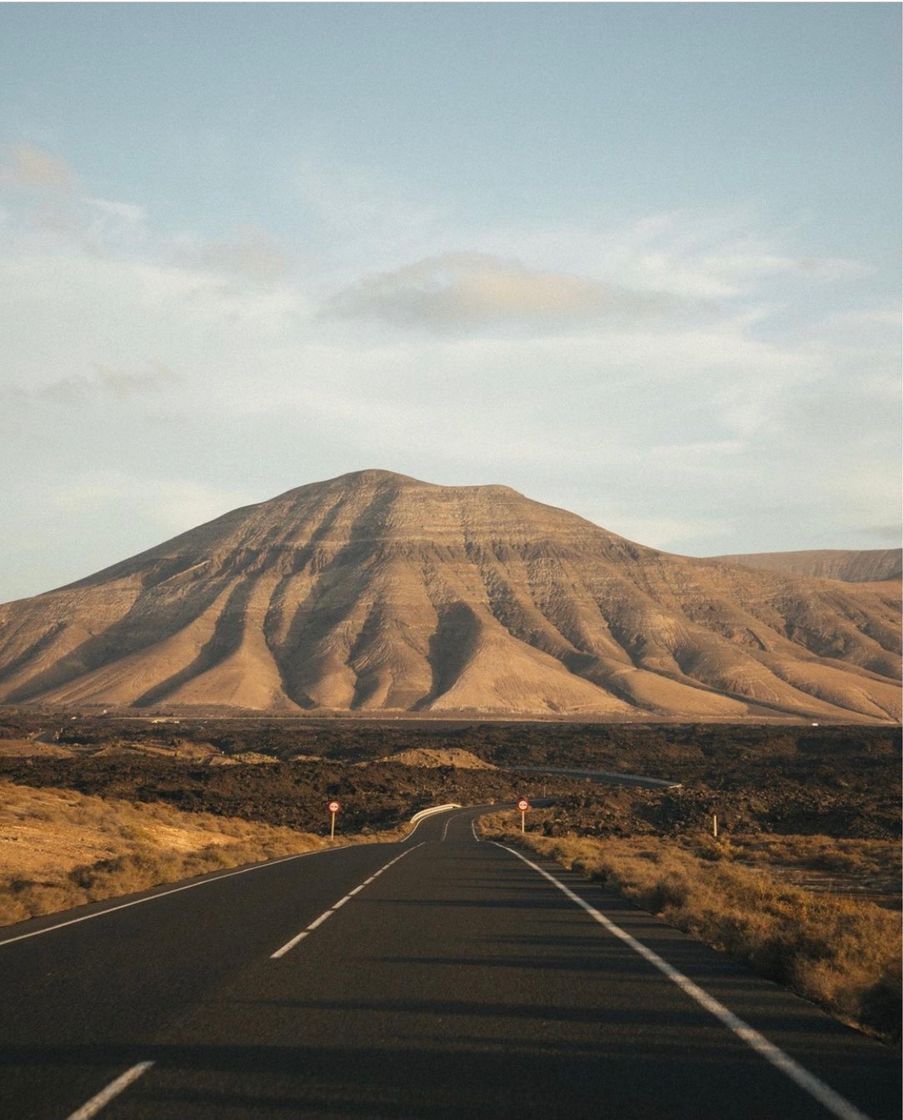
[1,3,900,601]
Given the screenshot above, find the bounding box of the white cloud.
[324,252,676,332]
[0,144,898,599]
[186,227,289,284]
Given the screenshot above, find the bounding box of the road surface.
[0,807,899,1119]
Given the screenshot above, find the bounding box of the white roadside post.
[713,813,718,839]
[328,799,340,840]
[517,798,530,834]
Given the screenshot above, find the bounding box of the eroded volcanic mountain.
[0,470,899,720]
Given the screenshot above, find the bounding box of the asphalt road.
[0,807,899,1120]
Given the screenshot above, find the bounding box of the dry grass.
[479,813,902,1043]
[376,748,496,770]
[0,780,357,928]
[725,833,901,879]
[0,777,424,930]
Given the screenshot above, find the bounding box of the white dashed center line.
[270,842,423,959]
[305,910,334,932]
[65,1061,154,1120]
[58,836,435,1116]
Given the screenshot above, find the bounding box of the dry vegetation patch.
[376,748,496,769]
[480,812,902,1044]
[0,779,330,928]
[725,834,901,904]
[0,739,74,758]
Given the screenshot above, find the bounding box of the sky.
[0,2,900,602]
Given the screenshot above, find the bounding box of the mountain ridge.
[0,470,899,721]
[708,548,902,584]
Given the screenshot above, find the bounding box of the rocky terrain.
[0,752,567,835]
[0,715,896,840]
[0,470,899,720]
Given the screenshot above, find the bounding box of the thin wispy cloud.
[863,524,903,545]
[476,210,867,302]
[24,362,182,404]
[86,198,146,225]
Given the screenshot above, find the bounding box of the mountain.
[708,549,902,583]
[0,470,899,720]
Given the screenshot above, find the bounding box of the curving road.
[0,807,899,1120]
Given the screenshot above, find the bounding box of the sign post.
[517,797,530,833]
[328,799,340,839]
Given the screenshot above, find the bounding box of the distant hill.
[0,470,899,721]
[710,549,901,583]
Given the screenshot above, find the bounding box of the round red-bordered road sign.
[517,798,530,812]
[328,800,340,814]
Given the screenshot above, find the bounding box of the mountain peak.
[295,469,520,496]
[330,468,419,486]
[0,472,898,720]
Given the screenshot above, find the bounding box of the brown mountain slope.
[710,548,902,583]
[0,470,899,720]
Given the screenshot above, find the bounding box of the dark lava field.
[0,714,898,842]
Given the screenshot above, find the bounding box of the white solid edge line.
[494,843,874,1120]
[270,842,425,959]
[471,818,481,843]
[65,1060,154,1120]
[0,845,348,950]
